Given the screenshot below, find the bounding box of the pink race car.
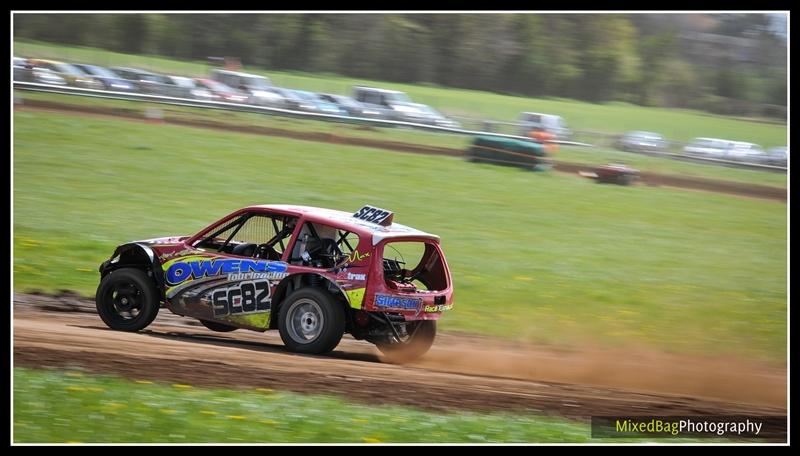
[96,205,454,361]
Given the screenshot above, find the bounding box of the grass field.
[13,110,787,362]
[15,40,788,147]
[15,90,788,188]
[13,368,593,443]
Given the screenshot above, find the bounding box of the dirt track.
[15,100,787,202]
[13,292,786,419]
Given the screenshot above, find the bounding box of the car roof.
[521,112,559,117]
[29,58,64,65]
[213,69,266,78]
[112,66,155,75]
[248,204,440,245]
[353,86,405,94]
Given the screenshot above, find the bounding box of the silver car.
[616,131,667,154]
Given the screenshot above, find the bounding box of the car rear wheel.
[278,288,345,355]
[199,319,239,332]
[376,320,437,363]
[95,268,159,331]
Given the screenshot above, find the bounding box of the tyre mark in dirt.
[13,295,786,419]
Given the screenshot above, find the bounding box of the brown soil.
[15,100,786,202]
[13,293,786,419]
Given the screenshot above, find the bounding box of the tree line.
[14,13,788,118]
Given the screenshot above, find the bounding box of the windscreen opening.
[382,241,448,292]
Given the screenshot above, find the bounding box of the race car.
[95,204,454,361]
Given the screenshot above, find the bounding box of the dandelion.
[200,410,217,416]
[226,415,247,420]
[134,380,153,384]
[362,437,382,443]
[172,384,192,389]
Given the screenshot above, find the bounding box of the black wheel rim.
[103,279,145,322]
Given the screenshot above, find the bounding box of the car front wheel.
[95,268,160,331]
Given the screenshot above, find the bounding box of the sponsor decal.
[165,259,288,285]
[374,294,421,311]
[346,272,366,281]
[211,280,271,316]
[424,304,453,313]
[228,272,289,281]
[346,249,370,263]
[345,287,366,309]
[158,248,196,261]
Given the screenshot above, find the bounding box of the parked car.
[411,104,461,129]
[765,146,788,166]
[210,69,285,108]
[26,59,103,90]
[194,79,249,103]
[14,57,67,86]
[615,131,667,154]
[683,138,736,158]
[726,141,767,163]
[317,93,385,119]
[94,204,453,361]
[71,64,136,92]
[518,112,572,141]
[161,75,215,100]
[109,67,174,96]
[352,86,429,123]
[291,90,348,116]
[267,88,320,112]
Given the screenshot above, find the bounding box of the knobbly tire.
[95,268,160,332]
[376,320,437,363]
[278,287,345,354]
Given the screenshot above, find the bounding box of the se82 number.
[212,281,270,316]
[354,205,392,224]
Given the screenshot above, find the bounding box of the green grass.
[12,367,593,443]
[17,367,730,443]
[13,111,787,362]
[15,40,787,147]
[16,90,788,187]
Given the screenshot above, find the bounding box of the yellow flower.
[362,437,382,443]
